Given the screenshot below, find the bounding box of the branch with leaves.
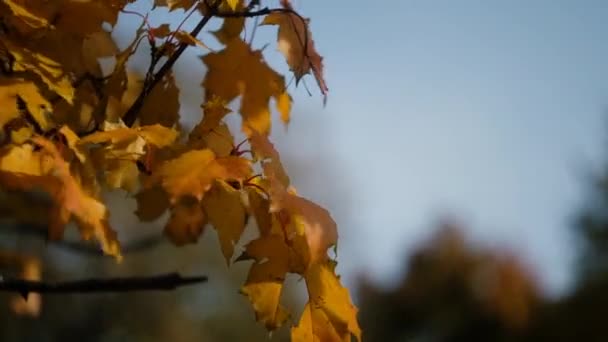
[0,0,358,340]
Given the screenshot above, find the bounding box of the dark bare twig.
[122,1,219,127]
[0,273,207,298]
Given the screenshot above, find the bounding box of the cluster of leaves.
[0,0,360,340]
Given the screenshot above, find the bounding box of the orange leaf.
[201,39,290,135]
[147,149,251,203]
[202,180,247,263]
[262,0,328,97]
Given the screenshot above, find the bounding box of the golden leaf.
[202,39,290,135]
[212,1,245,45]
[31,137,122,260]
[262,0,328,96]
[0,78,52,131]
[202,180,246,263]
[154,0,196,11]
[271,183,338,267]
[239,235,291,330]
[80,123,178,148]
[147,149,251,203]
[249,129,290,187]
[0,37,74,103]
[138,73,180,127]
[292,262,361,342]
[164,197,206,245]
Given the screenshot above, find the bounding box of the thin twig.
[0,273,207,297]
[122,2,219,127]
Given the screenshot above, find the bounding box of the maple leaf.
[267,175,337,267]
[146,149,252,203]
[239,234,291,330]
[292,262,361,342]
[138,73,181,127]
[202,180,247,263]
[262,0,328,97]
[164,197,206,245]
[0,37,74,103]
[248,129,290,187]
[202,39,291,136]
[0,138,121,260]
[212,1,245,45]
[0,78,52,131]
[80,123,179,148]
[154,0,196,11]
[32,137,122,260]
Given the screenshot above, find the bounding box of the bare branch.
[122,2,219,127]
[0,273,207,298]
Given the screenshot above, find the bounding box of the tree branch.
[0,273,207,298]
[122,4,217,127]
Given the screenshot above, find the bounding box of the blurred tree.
[358,221,540,342]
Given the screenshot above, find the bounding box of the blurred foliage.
[359,163,608,342]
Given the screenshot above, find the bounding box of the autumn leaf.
[248,129,290,187]
[268,175,337,267]
[239,235,291,330]
[0,78,52,131]
[80,123,179,148]
[32,137,122,260]
[212,1,245,45]
[0,138,121,260]
[154,0,196,11]
[0,36,74,103]
[147,149,252,203]
[203,180,247,263]
[138,72,181,127]
[202,39,291,135]
[292,262,361,342]
[262,0,328,97]
[164,197,206,245]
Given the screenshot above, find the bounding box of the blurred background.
[1,0,608,340]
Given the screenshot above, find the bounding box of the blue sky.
[120,1,608,297]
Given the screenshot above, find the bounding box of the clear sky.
[120,0,608,297]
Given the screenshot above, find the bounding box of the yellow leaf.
[225,0,240,11]
[239,235,291,330]
[203,180,246,263]
[0,143,48,175]
[212,1,245,45]
[138,73,180,127]
[58,125,87,162]
[30,137,122,260]
[0,78,52,131]
[262,0,328,96]
[1,38,74,103]
[147,149,251,203]
[268,174,337,267]
[174,31,213,51]
[154,0,196,11]
[164,197,206,245]
[10,126,33,145]
[202,39,289,136]
[248,129,290,187]
[293,262,361,342]
[80,123,178,148]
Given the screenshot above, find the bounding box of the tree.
[0,0,361,340]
